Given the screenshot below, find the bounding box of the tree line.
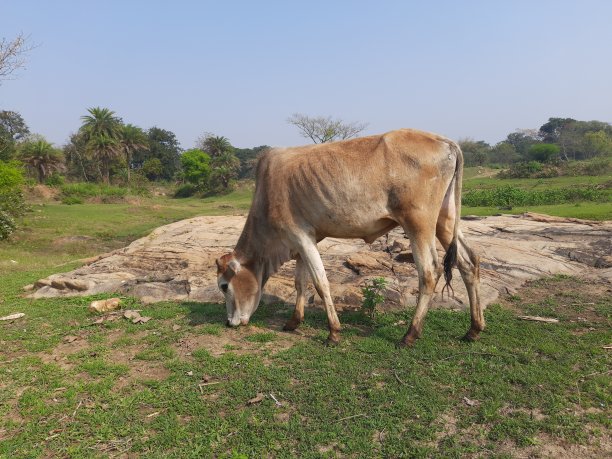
[459,117,612,168]
[0,107,268,195]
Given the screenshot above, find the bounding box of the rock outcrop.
[29,213,611,311]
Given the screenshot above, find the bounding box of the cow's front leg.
[283,256,308,331]
[297,239,341,345]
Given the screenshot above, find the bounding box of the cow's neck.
[234,214,290,287]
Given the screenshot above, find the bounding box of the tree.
[505,131,540,160]
[210,151,240,193]
[18,136,64,183]
[583,130,612,158]
[287,113,367,143]
[86,134,121,184]
[528,143,560,163]
[80,107,122,139]
[197,133,233,158]
[539,117,576,143]
[142,158,163,181]
[139,127,182,180]
[180,149,211,189]
[0,33,35,83]
[234,145,270,178]
[458,138,490,166]
[0,110,29,160]
[120,124,148,182]
[489,142,519,165]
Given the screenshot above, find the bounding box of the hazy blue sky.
[2,0,611,149]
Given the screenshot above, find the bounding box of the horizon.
[2,1,611,150]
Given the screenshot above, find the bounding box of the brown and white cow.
[216,129,484,347]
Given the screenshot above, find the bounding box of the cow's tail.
[442,142,464,295]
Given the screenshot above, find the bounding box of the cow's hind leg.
[283,255,309,331]
[398,221,439,347]
[436,218,485,341]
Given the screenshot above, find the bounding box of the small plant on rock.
[361,277,387,320]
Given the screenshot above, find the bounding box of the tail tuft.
[443,240,457,292]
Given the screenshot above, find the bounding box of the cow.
[216,129,484,347]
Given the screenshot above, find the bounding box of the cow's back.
[252,129,458,239]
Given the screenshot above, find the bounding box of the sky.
[1,0,611,150]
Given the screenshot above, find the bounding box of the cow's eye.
[220,283,228,293]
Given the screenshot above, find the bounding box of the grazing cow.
[216,129,484,346]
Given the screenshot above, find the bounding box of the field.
[0,175,610,457]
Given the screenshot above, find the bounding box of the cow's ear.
[228,259,241,274]
[215,258,223,270]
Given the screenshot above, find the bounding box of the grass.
[0,184,610,457]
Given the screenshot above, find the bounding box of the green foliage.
[0,110,29,160]
[528,143,560,163]
[174,183,198,198]
[459,139,491,166]
[361,277,387,320]
[234,145,269,179]
[180,149,211,188]
[142,158,163,181]
[137,127,182,181]
[44,172,65,187]
[497,161,544,178]
[0,161,26,239]
[61,196,83,205]
[0,159,24,189]
[18,137,65,183]
[462,185,606,208]
[60,183,128,201]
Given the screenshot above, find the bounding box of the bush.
[61,196,83,205]
[60,183,128,199]
[497,161,543,178]
[0,161,27,240]
[174,183,198,198]
[44,173,65,187]
[361,277,387,320]
[462,185,606,208]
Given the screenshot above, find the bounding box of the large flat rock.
[29,213,612,311]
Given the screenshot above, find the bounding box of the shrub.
[44,172,65,187]
[60,183,128,199]
[61,196,83,205]
[361,277,387,320]
[462,185,606,207]
[0,161,27,240]
[174,183,198,198]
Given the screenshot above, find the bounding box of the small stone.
[89,298,121,313]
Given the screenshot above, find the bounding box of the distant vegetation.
[0,109,611,239]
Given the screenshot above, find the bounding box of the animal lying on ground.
[216,128,484,347]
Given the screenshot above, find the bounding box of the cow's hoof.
[324,337,340,347]
[283,320,300,332]
[461,330,481,342]
[395,339,415,349]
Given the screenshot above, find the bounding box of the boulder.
[27,213,611,312]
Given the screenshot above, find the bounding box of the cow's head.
[216,253,262,327]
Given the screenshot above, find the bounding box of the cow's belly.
[315,216,398,243]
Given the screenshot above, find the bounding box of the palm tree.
[80,107,122,183]
[210,151,240,191]
[86,134,120,184]
[202,135,232,158]
[18,137,64,183]
[80,107,122,139]
[120,124,148,182]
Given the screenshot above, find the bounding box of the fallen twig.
[393,371,406,385]
[72,400,83,418]
[518,315,559,323]
[270,393,282,407]
[0,312,25,321]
